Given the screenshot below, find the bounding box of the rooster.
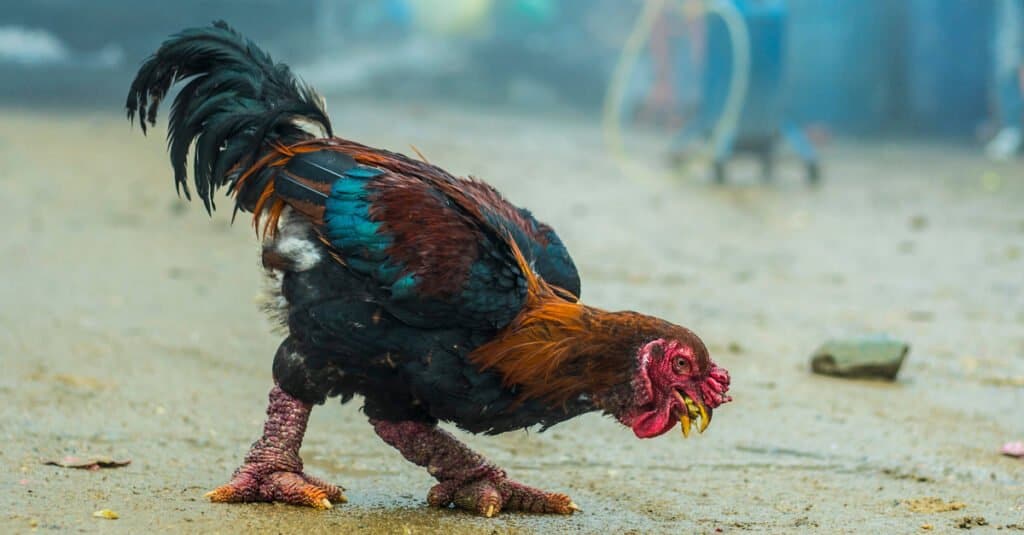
[126,22,731,517]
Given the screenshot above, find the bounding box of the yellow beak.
[674,390,710,438]
[698,401,711,433]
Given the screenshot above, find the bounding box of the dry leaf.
[45,456,131,471]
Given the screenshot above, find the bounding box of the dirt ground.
[1,101,1023,534]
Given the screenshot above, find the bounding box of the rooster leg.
[371,419,577,517]
[206,384,345,509]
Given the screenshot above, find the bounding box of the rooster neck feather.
[469,247,688,407]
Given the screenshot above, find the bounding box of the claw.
[485,504,496,518]
[317,498,332,510]
[568,501,581,513]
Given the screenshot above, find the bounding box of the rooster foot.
[427,477,578,517]
[206,463,346,509]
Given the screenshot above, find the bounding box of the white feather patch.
[276,236,322,271]
[256,208,325,330]
[264,207,323,272]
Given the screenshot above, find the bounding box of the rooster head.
[615,336,731,439]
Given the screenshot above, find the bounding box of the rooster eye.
[673,357,689,374]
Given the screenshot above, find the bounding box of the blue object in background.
[993,0,1024,130]
[905,0,994,138]
[785,0,895,135]
[700,0,786,142]
[678,0,818,183]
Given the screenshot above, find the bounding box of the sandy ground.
[1,101,1023,534]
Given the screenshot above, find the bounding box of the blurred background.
[0,0,1019,149]
[2,1,1023,533]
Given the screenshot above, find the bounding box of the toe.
[426,481,457,508]
[303,474,347,504]
[297,484,332,509]
[498,480,579,514]
[541,493,578,515]
[452,479,503,517]
[266,471,344,509]
[205,484,244,504]
[205,471,260,504]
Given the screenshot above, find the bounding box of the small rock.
[93,509,119,520]
[810,336,909,380]
[955,516,988,529]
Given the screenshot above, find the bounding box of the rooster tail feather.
[126,20,332,213]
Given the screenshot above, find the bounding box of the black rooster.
[126,22,730,517]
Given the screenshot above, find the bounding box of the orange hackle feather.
[470,241,683,408]
[231,144,294,238]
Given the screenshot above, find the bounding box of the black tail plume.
[126,21,332,213]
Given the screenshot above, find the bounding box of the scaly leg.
[372,419,578,517]
[206,385,345,509]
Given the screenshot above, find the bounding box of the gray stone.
[810,336,909,380]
